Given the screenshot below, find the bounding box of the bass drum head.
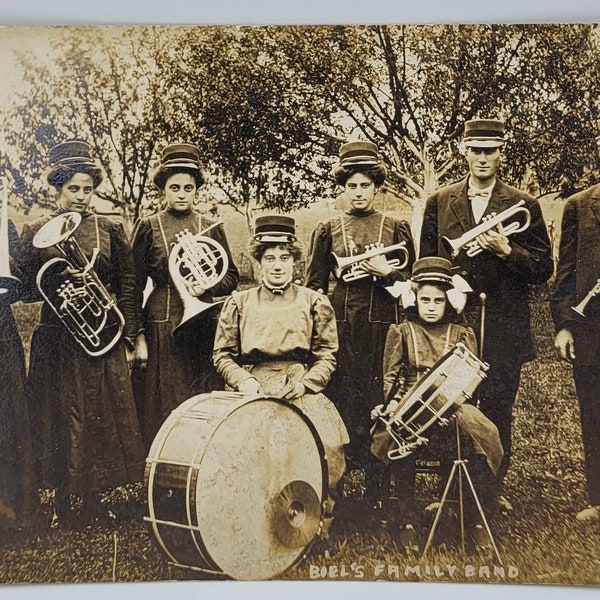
[191,397,326,580]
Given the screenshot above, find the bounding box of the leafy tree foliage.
[2,24,599,227]
[2,27,183,221]
[161,26,336,226]
[274,24,600,206]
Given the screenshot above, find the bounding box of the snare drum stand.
[421,417,502,564]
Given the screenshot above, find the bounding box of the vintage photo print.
[0,20,598,598]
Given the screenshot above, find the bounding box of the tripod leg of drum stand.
[422,460,459,557]
[460,462,503,565]
[422,419,502,564]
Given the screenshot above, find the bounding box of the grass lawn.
[2,199,599,587]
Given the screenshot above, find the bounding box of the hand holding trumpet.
[332,241,408,282]
[442,199,529,259]
[474,224,512,259]
[358,245,394,277]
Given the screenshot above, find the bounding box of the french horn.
[0,176,20,295]
[32,211,125,356]
[168,219,229,334]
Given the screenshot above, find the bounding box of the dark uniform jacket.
[551,184,600,366]
[19,210,138,345]
[420,177,553,364]
[305,210,415,324]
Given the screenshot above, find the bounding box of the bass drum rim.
[145,392,328,580]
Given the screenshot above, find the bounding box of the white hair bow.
[385,274,472,314]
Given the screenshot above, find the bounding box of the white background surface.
[0,1,599,599]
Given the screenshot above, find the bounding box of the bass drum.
[145,391,327,580]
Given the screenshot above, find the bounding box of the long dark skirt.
[140,313,223,449]
[27,323,145,495]
[328,305,391,475]
[0,310,38,527]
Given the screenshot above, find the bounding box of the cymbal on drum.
[273,480,321,549]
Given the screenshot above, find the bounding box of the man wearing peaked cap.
[420,117,552,505]
[551,181,600,523]
[463,119,506,148]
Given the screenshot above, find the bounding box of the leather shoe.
[470,523,492,551]
[576,505,600,523]
[495,495,513,513]
[398,523,420,554]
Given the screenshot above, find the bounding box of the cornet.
[572,279,600,317]
[332,242,409,282]
[0,176,20,295]
[33,212,125,356]
[169,219,229,334]
[442,199,531,259]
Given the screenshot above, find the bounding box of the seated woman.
[213,215,349,537]
[371,257,504,552]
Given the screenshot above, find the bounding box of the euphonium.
[32,211,125,356]
[0,176,20,295]
[442,199,531,259]
[168,219,229,334]
[332,241,409,282]
[572,279,600,317]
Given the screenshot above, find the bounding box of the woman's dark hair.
[332,162,387,187]
[249,240,304,263]
[46,163,104,191]
[405,280,460,324]
[153,166,205,191]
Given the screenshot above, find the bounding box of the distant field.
[216,196,414,264]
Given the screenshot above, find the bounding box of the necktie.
[468,187,492,222]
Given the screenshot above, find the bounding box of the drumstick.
[479,292,486,359]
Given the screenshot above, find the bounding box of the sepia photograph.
[0,9,598,599]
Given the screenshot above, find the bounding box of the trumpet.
[572,279,600,317]
[0,176,20,295]
[33,212,125,356]
[442,199,531,258]
[168,219,229,334]
[332,242,409,282]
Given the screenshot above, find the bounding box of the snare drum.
[384,342,488,459]
[145,391,327,580]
